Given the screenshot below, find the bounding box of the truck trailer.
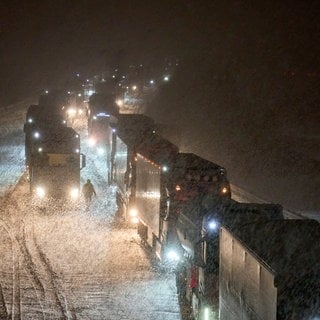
[219,219,320,320]
[175,198,284,320]
[134,132,180,260]
[110,114,158,219]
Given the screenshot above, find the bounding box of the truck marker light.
[221,187,228,194]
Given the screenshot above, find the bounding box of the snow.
[0,105,183,319]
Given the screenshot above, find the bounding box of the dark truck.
[175,197,284,320]
[134,146,231,262]
[111,113,231,264]
[220,219,320,320]
[87,93,119,154]
[26,123,86,199]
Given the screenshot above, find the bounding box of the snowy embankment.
[0,98,33,199]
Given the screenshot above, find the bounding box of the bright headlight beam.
[70,188,79,199]
[208,221,218,230]
[34,131,40,139]
[36,187,45,198]
[167,250,180,261]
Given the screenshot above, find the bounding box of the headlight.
[70,188,79,199]
[33,131,40,139]
[88,137,96,146]
[208,220,218,230]
[67,108,77,117]
[129,209,139,223]
[167,250,180,262]
[203,306,212,320]
[129,208,138,217]
[36,186,46,198]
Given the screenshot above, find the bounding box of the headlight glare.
[36,186,45,198]
[70,188,79,199]
[167,250,180,261]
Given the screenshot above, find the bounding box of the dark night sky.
[1,1,319,213]
[0,1,190,104]
[1,1,319,104]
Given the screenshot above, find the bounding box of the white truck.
[219,219,320,320]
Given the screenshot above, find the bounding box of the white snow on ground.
[0,106,184,319]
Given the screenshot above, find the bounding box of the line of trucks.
[23,90,320,319]
[86,92,320,320]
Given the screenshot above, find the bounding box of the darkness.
[1,1,319,213]
[0,0,188,104]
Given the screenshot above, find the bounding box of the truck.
[175,197,284,320]
[87,93,119,153]
[219,219,320,320]
[87,92,119,154]
[27,124,86,199]
[111,114,232,263]
[134,149,232,262]
[134,131,180,260]
[110,114,168,223]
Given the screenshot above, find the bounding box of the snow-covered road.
[0,102,185,319]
